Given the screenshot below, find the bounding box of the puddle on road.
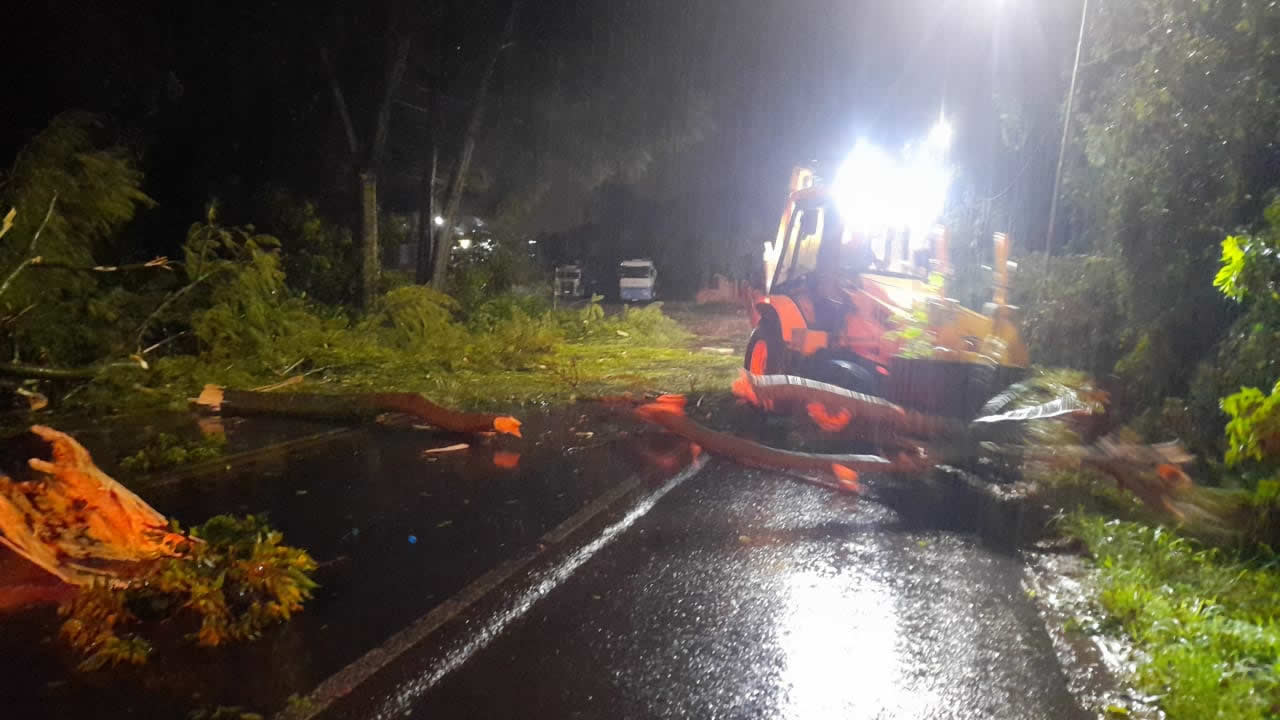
[0,413,697,719]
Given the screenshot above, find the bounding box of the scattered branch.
[140,330,190,356]
[27,256,173,274]
[0,358,147,381]
[133,269,219,352]
[194,385,523,436]
[0,194,58,299]
[0,208,15,240]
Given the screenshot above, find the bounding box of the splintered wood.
[0,426,185,586]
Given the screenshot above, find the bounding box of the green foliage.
[446,242,540,314]
[119,432,226,474]
[1014,256,1133,380]
[258,188,356,305]
[467,292,552,332]
[1200,201,1280,476]
[568,301,691,347]
[1055,0,1279,434]
[59,515,317,671]
[1065,515,1280,720]
[188,706,264,720]
[357,285,465,353]
[0,113,153,365]
[477,311,563,370]
[184,222,300,358]
[1223,381,1280,468]
[578,294,605,325]
[0,113,152,279]
[1214,201,1280,307]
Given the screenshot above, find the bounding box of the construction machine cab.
[748,166,1028,418]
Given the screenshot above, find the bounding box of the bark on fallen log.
[732,370,962,437]
[633,395,925,491]
[195,385,522,437]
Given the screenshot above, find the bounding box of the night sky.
[4,0,1085,257]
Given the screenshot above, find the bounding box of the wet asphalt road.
[329,458,1088,720]
[0,412,1088,719]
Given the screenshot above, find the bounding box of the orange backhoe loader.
[746,167,1029,418]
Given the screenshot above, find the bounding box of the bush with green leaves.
[1194,200,1280,484]
[1065,515,1280,720]
[446,242,539,314]
[566,298,690,347]
[59,515,317,671]
[1222,380,1280,481]
[258,188,357,306]
[356,285,469,361]
[1012,255,1133,382]
[0,112,153,366]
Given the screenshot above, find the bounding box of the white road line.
[373,454,710,719]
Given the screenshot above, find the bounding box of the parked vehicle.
[555,264,585,297]
[618,259,657,302]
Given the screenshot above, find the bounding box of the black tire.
[744,317,787,375]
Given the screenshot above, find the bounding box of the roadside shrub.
[1013,255,1132,380]
[356,285,467,357]
[0,112,153,366]
[600,303,690,346]
[258,188,356,305]
[475,308,563,369]
[1188,202,1280,483]
[467,291,552,332]
[446,242,537,314]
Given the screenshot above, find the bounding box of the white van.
[618,259,657,302]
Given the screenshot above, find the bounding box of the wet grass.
[65,307,744,418]
[388,343,741,411]
[1064,514,1280,720]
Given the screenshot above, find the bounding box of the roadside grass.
[1063,514,1280,720]
[338,343,741,411]
[69,298,744,416]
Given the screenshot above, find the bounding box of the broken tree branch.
[26,256,172,274]
[194,385,523,437]
[0,194,58,299]
[0,358,147,381]
[633,395,923,490]
[134,268,219,352]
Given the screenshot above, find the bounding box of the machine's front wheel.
[744,319,787,375]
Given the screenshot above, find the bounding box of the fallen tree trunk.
[733,370,962,437]
[0,426,187,586]
[632,395,925,491]
[639,388,1208,520]
[195,385,522,437]
[734,370,1099,437]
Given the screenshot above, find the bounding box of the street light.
[1044,0,1090,261]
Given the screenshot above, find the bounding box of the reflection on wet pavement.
[778,566,920,718]
[350,462,1088,720]
[0,416,699,719]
